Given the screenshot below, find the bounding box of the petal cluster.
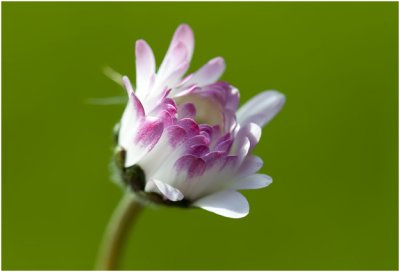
[115,24,285,218]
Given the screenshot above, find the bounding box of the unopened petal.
[193,190,249,218]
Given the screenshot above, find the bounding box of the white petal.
[237,91,285,127]
[247,122,261,143]
[124,145,147,167]
[146,179,184,201]
[236,155,263,179]
[193,190,249,218]
[231,174,272,190]
[118,77,145,150]
[183,57,225,87]
[135,40,156,98]
[236,137,250,166]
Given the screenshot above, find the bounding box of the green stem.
[96,192,143,270]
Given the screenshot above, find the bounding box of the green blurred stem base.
[96,192,143,270]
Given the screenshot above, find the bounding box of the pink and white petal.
[134,117,164,152]
[148,152,207,196]
[174,154,206,179]
[230,174,272,190]
[183,57,226,87]
[187,145,210,157]
[138,125,187,175]
[135,40,156,97]
[237,90,286,127]
[122,76,145,117]
[177,118,200,137]
[185,135,210,148]
[146,179,184,201]
[122,117,163,167]
[166,125,188,148]
[193,190,249,218]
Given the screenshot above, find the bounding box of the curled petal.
[243,123,262,149]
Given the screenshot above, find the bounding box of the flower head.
[113,24,285,218]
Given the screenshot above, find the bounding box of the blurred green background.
[2,2,398,270]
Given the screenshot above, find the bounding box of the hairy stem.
[96,193,143,270]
